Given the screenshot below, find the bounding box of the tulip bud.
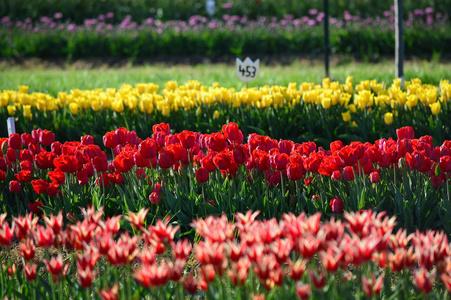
[1,141,7,155]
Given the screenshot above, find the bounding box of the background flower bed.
[0,8,449,61]
[1,0,450,23]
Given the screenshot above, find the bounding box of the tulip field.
[1,74,451,299]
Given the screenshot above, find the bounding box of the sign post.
[236,57,260,88]
[7,117,16,135]
[324,0,330,78]
[395,0,404,84]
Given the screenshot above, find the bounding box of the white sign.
[7,117,16,135]
[236,57,260,82]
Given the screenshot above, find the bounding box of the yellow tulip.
[23,105,32,120]
[112,100,124,113]
[384,112,393,125]
[69,103,79,115]
[342,111,351,122]
[7,105,16,116]
[18,85,29,94]
[213,110,220,119]
[321,97,331,109]
[430,102,441,115]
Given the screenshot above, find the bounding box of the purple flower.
[425,7,434,14]
[40,16,52,23]
[146,18,154,25]
[344,11,352,21]
[307,19,316,26]
[54,12,63,19]
[106,12,115,19]
[84,19,97,26]
[222,2,232,9]
[68,24,77,32]
[1,16,10,23]
[414,9,424,16]
[308,9,318,15]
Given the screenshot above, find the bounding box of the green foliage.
[2,25,450,61]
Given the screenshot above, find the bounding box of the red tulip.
[139,138,158,158]
[396,126,415,140]
[152,123,170,135]
[0,170,5,182]
[35,151,57,169]
[332,170,342,180]
[296,282,311,300]
[158,149,176,169]
[8,133,22,149]
[20,160,33,172]
[51,141,62,155]
[149,192,161,205]
[99,284,119,300]
[54,155,79,173]
[213,151,231,170]
[80,135,94,145]
[369,171,380,183]
[330,197,344,213]
[201,153,217,172]
[270,152,290,170]
[46,182,61,197]
[34,224,54,248]
[287,162,305,181]
[308,269,326,289]
[28,201,43,216]
[178,130,197,149]
[44,254,64,282]
[78,266,97,288]
[414,268,435,294]
[24,263,37,281]
[113,152,134,173]
[0,221,14,246]
[196,167,209,183]
[440,156,451,172]
[9,180,21,193]
[343,166,355,181]
[39,129,55,146]
[21,133,33,147]
[125,130,138,145]
[406,151,425,170]
[278,139,294,155]
[0,158,7,171]
[252,149,270,172]
[222,122,243,144]
[15,170,32,183]
[6,148,17,162]
[31,179,49,194]
[207,132,228,152]
[103,131,119,149]
[330,140,344,152]
[48,170,66,184]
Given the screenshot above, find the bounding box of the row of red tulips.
[2,123,450,192]
[1,123,451,231]
[1,208,451,299]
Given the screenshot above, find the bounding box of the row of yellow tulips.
[1,77,450,125]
